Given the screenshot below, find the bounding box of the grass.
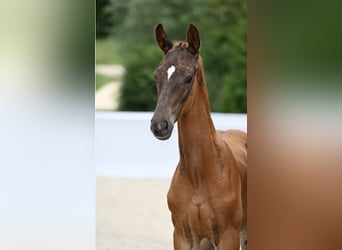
[96,38,122,65]
[96,74,114,90]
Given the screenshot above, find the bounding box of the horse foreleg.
[217,228,240,250]
[173,230,191,250]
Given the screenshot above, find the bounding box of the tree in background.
[106,0,246,113]
[96,0,113,38]
[109,0,129,36]
[205,0,246,113]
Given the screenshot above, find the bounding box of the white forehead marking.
[167,65,176,80]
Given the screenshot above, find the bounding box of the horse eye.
[184,76,193,84]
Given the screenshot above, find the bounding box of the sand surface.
[96,177,174,250]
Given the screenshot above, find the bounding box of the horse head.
[151,24,201,140]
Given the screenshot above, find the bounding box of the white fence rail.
[96,112,247,178]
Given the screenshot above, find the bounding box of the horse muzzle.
[150,119,174,140]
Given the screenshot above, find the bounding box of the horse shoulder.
[218,129,247,168]
[218,128,247,202]
[216,129,247,193]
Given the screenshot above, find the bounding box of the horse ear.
[186,24,200,55]
[155,24,173,54]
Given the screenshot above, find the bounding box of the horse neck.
[177,60,217,187]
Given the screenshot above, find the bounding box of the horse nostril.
[150,119,174,140]
[157,120,168,131]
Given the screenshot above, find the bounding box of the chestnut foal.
[150,24,247,250]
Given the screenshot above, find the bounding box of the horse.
[150,24,247,250]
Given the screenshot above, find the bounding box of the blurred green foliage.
[97,0,246,113]
[96,0,114,38]
[96,38,121,64]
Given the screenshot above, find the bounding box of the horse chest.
[168,190,225,242]
[188,194,216,231]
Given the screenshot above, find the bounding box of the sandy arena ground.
[96,177,174,250]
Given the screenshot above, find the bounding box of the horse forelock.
[173,41,189,49]
[162,41,190,56]
[161,41,193,67]
[163,41,199,63]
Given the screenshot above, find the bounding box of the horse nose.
[151,119,173,140]
[151,119,168,133]
[157,120,169,131]
[150,118,174,140]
